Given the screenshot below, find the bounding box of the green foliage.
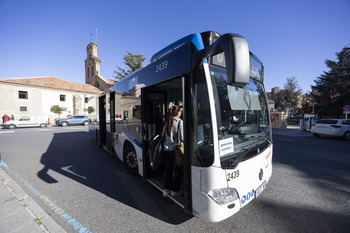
[312,46,350,117]
[113,51,146,80]
[278,76,303,116]
[88,106,95,114]
[50,105,64,118]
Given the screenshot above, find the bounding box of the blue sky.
[0,0,349,94]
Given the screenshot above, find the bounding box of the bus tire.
[124,143,138,174]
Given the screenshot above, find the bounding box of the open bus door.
[97,92,116,154]
[97,95,107,147]
[141,76,191,213]
[141,87,167,179]
[105,91,116,154]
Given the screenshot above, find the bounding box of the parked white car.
[2,115,49,129]
[311,119,350,141]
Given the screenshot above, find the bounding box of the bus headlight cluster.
[208,188,238,205]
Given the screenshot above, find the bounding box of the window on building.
[20,106,27,111]
[85,97,89,103]
[18,91,28,99]
[60,95,66,101]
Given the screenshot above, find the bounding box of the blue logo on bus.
[241,189,255,204]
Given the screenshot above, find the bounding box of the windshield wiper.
[227,148,250,168]
[227,140,268,168]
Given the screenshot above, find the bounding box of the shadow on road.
[272,130,350,188]
[271,129,350,232]
[37,131,191,224]
[249,198,350,232]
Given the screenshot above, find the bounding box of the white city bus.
[89,31,272,222]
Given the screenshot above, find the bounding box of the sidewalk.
[0,161,66,233]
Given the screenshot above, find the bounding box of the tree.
[312,46,350,118]
[50,105,64,118]
[88,106,95,114]
[113,51,146,80]
[278,76,303,116]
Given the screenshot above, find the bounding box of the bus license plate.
[255,181,266,198]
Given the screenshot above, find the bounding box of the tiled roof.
[96,75,117,85]
[0,76,102,94]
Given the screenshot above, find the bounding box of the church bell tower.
[85,38,101,84]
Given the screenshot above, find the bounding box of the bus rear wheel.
[124,143,138,174]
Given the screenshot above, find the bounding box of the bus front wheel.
[124,143,138,174]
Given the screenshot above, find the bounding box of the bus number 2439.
[156,60,168,72]
[227,170,240,181]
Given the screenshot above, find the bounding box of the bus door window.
[110,91,116,133]
[141,87,167,178]
[98,95,107,146]
[105,92,113,153]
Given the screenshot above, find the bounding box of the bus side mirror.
[219,34,250,86]
[195,33,250,87]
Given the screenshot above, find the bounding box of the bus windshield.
[209,65,270,168]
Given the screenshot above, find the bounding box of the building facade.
[0,77,101,123]
[267,86,304,111]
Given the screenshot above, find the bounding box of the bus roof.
[150,33,205,62]
[106,41,195,95]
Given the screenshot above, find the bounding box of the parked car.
[311,119,350,141]
[116,114,123,123]
[2,115,49,129]
[56,115,91,127]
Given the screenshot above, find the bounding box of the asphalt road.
[0,126,349,233]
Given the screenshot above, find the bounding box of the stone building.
[0,77,101,123]
[267,86,304,111]
[85,40,116,90]
[267,87,282,108]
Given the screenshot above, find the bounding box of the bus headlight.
[208,188,238,205]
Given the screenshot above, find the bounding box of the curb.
[0,164,66,233]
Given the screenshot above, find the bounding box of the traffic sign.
[343,105,350,111]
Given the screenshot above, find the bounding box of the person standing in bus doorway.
[162,105,184,197]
